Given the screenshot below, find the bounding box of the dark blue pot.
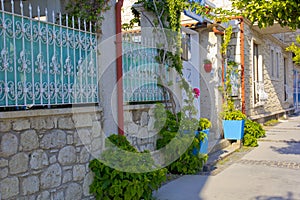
[222,120,245,140]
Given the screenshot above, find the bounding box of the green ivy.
[63,0,110,31]
[89,135,167,200]
[243,119,265,147]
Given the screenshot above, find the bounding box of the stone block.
[21,130,39,151]
[49,155,57,164]
[30,150,48,170]
[58,117,74,129]
[0,120,11,132]
[140,112,149,126]
[22,176,39,195]
[67,135,74,144]
[58,146,76,165]
[0,133,18,157]
[83,172,94,197]
[0,159,8,167]
[79,147,90,163]
[147,116,156,132]
[40,130,66,149]
[124,111,133,123]
[137,127,148,138]
[51,190,64,200]
[40,163,62,189]
[65,183,82,200]
[9,152,29,174]
[125,122,139,135]
[75,129,92,146]
[30,118,46,130]
[37,191,50,200]
[62,169,72,184]
[0,177,19,199]
[12,119,30,131]
[73,165,86,181]
[91,137,103,152]
[72,114,92,128]
[91,121,102,138]
[0,167,8,179]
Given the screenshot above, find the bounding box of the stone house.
[180,0,297,148]
[121,0,297,150]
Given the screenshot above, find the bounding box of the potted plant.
[197,118,211,153]
[203,59,212,73]
[222,108,247,140]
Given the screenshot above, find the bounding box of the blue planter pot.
[222,120,245,140]
[193,129,209,154]
[200,129,209,154]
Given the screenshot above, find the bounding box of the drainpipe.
[231,16,245,114]
[115,0,124,135]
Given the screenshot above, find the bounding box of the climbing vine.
[63,0,110,31]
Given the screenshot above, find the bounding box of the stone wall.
[123,104,158,152]
[243,23,294,119]
[0,107,103,200]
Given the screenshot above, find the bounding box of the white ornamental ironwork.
[0,0,98,107]
[122,31,169,103]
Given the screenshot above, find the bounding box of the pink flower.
[193,88,200,98]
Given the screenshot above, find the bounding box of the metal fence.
[122,31,169,103]
[0,0,98,108]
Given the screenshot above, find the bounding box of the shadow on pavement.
[253,191,298,200]
[270,140,300,155]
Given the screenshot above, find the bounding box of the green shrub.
[198,118,211,130]
[167,132,208,174]
[243,120,265,147]
[222,109,247,120]
[89,134,167,200]
[263,119,279,126]
[154,105,208,174]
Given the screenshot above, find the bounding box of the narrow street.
[154,114,300,200]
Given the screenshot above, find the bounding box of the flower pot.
[204,63,212,73]
[222,120,245,140]
[193,129,209,155]
[200,129,209,153]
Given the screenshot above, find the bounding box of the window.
[270,48,281,79]
[276,52,280,79]
[271,49,274,77]
[253,42,267,105]
[181,32,191,61]
[284,58,288,101]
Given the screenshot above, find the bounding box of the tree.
[286,36,300,64]
[232,0,300,29]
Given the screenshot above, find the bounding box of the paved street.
[154,114,300,200]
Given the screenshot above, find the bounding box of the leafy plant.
[263,119,279,126]
[154,104,208,174]
[243,119,265,147]
[62,0,110,31]
[89,134,167,200]
[204,59,212,64]
[222,109,247,120]
[167,132,208,174]
[198,118,211,130]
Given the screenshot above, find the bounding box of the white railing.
[0,0,98,108]
[122,31,169,103]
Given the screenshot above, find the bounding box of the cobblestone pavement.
[237,159,300,170]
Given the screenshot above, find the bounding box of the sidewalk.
[154,114,300,200]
